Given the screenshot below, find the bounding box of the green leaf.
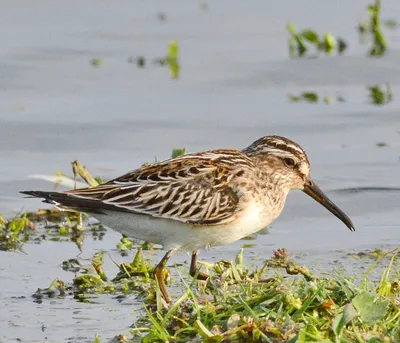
[171,147,186,158]
[352,291,388,324]
[73,275,104,291]
[297,323,331,342]
[287,23,297,35]
[141,332,164,343]
[323,33,336,54]
[300,30,319,44]
[194,320,214,338]
[332,303,358,340]
[0,213,7,228]
[168,40,179,60]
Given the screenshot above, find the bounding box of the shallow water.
[1,0,400,341]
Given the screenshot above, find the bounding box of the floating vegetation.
[0,212,36,251]
[288,84,394,106]
[358,0,388,57]
[90,58,103,67]
[287,92,345,105]
[287,24,347,58]
[33,248,158,304]
[376,142,389,148]
[136,56,146,68]
[368,83,392,105]
[159,40,180,79]
[130,40,180,79]
[0,207,105,251]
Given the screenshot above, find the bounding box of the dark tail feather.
[20,190,60,205]
[20,190,123,214]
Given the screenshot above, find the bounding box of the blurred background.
[1,1,400,341]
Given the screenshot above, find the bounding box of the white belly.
[93,200,283,252]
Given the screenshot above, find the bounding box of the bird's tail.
[20,190,117,214]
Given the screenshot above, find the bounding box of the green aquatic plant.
[133,40,181,79]
[288,92,344,105]
[358,0,388,57]
[0,212,36,251]
[166,40,180,79]
[0,207,105,251]
[367,83,392,105]
[90,58,102,67]
[287,24,347,58]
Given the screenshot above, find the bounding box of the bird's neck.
[255,166,290,215]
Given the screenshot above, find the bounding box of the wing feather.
[66,149,254,225]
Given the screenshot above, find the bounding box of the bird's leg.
[189,250,209,281]
[154,250,173,303]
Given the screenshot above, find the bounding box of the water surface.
[1,1,400,341]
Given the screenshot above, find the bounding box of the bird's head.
[243,135,354,232]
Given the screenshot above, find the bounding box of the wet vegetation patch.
[28,247,400,342]
[0,212,37,251]
[129,249,400,343]
[33,249,162,305]
[0,208,106,252]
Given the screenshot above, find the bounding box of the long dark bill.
[303,179,355,232]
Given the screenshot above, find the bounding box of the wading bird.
[21,135,354,302]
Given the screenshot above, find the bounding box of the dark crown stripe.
[243,135,310,164]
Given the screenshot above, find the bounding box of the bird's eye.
[283,157,296,167]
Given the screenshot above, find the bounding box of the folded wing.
[65,150,253,225]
